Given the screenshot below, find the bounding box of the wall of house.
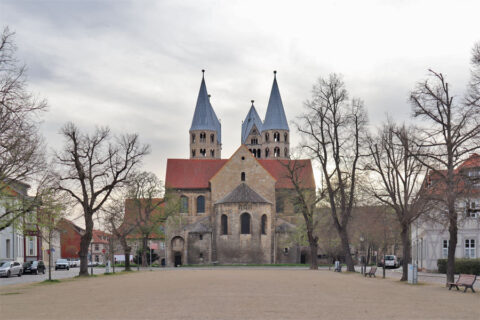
[59,221,81,259]
[187,232,211,265]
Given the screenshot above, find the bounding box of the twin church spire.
[189,70,290,160]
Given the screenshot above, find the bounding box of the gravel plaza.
[1,268,478,320]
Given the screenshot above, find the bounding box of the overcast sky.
[2,0,479,184]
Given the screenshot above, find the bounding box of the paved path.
[1,268,478,319]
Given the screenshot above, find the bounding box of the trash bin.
[408,264,417,284]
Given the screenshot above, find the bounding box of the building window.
[95,244,99,251]
[197,196,205,214]
[257,149,261,158]
[221,214,228,235]
[465,239,476,258]
[200,149,206,157]
[442,240,449,258]
[6,239,10,258]
[241,172,245,181]
[283,247,289,254]
[284,148,288,157]
[210,134,215,143]
[276,194,284,213]
[261,215,267,235]
[274,147,280,157]
[199,252,203,259]
[95,255,99,262]
[274,132,280,142]
[210,149,215,157]
[180,196,188,213]
[192,133,196,143]
[466,201,479,218]
[251,138,258,145]
[200,132,206,142]
[192,149,196,157]
[284,132,288,142]
[265,133,269,142]
[265,148,269,158]
[199,234,203,240]
[29,237,34,256]
[240,213,251,234]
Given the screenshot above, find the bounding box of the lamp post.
[359,236,365,275]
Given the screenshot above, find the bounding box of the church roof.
[165,158,315,190]
[216,183,271,204]
[189,72,222,143]
[262,72,289,131]
[241,102,263,143]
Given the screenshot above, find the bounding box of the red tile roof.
[165,158,315,190]
[458,153,480,170]
[92,230,110,244]
[166,159,227,189]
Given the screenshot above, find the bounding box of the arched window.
[197,196,205,214]
[200,149,206,157]
[261,214,267,235]
[257,149,261,158]
[274,147,280,157]
[192,149,196,157]
[221,214,228,235]
[265,148,270,158]
[274,132,280,142]
[253,149,257,157]
[240,213,251,234]
[210,134,215,143]
[284,132,288,142]
[192,133,196,143]
[284,148,288,157]
[180,196,188,213]
[210,149,215,157]
[265,133,269,142]
[241,172,245,181]
[200,132,206,142]
[251,138,258,145]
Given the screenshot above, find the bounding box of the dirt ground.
[1,268,478,320]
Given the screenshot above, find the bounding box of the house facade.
[412,154,480,271]
[164,71,315,266]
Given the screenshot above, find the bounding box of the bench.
[365,266,377,278]
[447,274,477,293]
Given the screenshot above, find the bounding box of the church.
[164,71,315,266]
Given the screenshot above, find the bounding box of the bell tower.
[189,70,222,159]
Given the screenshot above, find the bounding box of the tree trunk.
[141,236,148,267]
[79,214,93,276]
[309,240,318,270]
[339,227,355,271]
[400,224,411,281]
[446,211,458,284]
[124,247,132,271]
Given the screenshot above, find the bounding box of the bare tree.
[102,188,136,271]
[297,74,368,271]
[366,123,427,281]
[410,69,480,283]
[0,27,47,230]
[126,172,177,267]
[280,159,322,269]
[466,41,480,107]
[55,123,149,276]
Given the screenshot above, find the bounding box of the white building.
[412,154,480,271]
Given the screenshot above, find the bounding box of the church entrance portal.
[300,252,307,264]
[174,252,182,267]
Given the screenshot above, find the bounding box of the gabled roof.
[165,157,315,190]
[189,72,222,143]
[216,183,271,204]
[241,102,263,143]
[458,153,480,170]
[92,230,110,244]
[262,72,289,131]
[166,159,227,189]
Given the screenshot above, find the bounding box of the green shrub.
[437,259,480,275]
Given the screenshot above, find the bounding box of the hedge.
[437,259,480,275]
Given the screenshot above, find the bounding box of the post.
[90,242,93,276]
[137,239,140,271]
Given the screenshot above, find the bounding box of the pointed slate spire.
[262,70,289,131]
[241,100,263,144]
[190,70,222,143]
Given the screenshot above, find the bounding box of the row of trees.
[290,42,480,283]
[0,27,164,277]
